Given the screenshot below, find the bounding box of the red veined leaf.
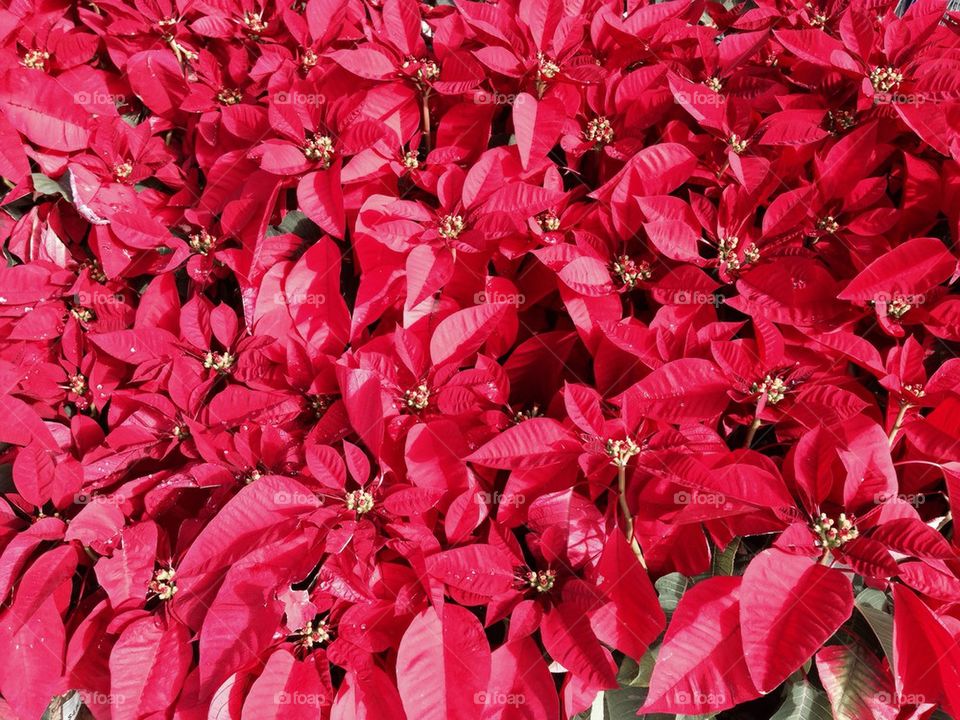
[512,93,565,171]
[623,359,730,422]
[0,69,90,151]
[740,550,854,693]
[109,618,192,720]
[815,644,897,720]
[643,576,760,714]
[395,605,491,720]
[241,649,331,720]
[466,418,579,469]
[425,545,516,596]
[838,237,955,303]
[430,303,510,366]
[893,585,960,718]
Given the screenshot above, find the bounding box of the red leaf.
[395,606,491,720]
[893,585,960,718]
[426,545,516,596]
[643,576,760,713]
[241,649,330,720]
[466,418,579,469]
[740,550,854,692]
[430,303,510,366]
[12,443,55,507]
[0,69,90,151]
[623,359,730,422]
[838,237,955,303]
[512,93,565,170]
[591,532,665,659]
[297,168,346,238]
[109,618,192,720]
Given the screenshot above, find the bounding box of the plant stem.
[421,90,431,153]
[618,464,647,568]
[888,402,910,447]
[167,37,184,66]
[819,550,833,566]
[744,416,761,449]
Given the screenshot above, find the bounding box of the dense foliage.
[2,0,960,718]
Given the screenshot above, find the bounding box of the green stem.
[421,90,431,153]
[888,401,911,447]
[744,416,762,449]
[618,464,647,569]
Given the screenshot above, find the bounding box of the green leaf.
[605,683,715,720]
[270,210,321,242]
[816,643,893,720]
[42,691,91,720]
[655,572,690,620]
[618,651,655,688]
[771,681,833,720]
[582,656,716,720]
[855,589,894,663]
[606,684,649,720]
[31,172,72,201]
[855,587,888,611]
[712,538,741,576]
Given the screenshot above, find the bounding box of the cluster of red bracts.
[2,0,960,718]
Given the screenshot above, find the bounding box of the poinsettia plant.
[1,0,960,718]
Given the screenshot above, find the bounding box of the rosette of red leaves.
[2,0,960,718]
